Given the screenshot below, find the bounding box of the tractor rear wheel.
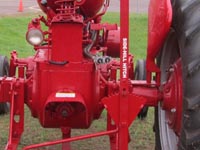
[155,0,200,149]
[134,59,148,119]
[0,55,9,115]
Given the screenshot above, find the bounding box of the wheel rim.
[158,105,178,150]
[158,30,182,150]
[162,59,182,135]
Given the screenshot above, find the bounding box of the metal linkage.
[0,77,24,150]
[23,129,118,150]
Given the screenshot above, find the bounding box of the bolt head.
[169,67,174,72]
[171,108,176,113]
[62,110,68,117]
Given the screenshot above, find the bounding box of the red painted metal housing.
[37,0,105,18]
[162,59,182,135]
[146,0,172,83]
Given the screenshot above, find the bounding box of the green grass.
[0,15,36,57]
[103,12,147,60]
[0,13,154,150]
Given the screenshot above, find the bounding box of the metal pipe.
[83,30,98,59]
[23,129,118,150]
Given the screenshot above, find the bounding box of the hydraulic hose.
[83,30,98,59]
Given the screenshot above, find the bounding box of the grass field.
[0,13,155,150]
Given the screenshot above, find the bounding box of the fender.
[146,0,172,83]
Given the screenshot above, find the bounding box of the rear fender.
[146,0,172,80]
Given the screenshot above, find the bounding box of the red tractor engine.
[26,1,102,128]
[14,0,118,128]
[1,0,200,150]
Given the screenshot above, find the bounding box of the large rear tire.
[155,30,180,150]
[134,59,148,119]
[155,0,200,149]
[0,55,9,115]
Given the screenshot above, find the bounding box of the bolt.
[105,57,111,63]
[14,131,18,136]
[171,108,176,113]
[97,58,103,64]
[41,0,47,5]
[62,110,68,117]
[169,67,174,72]
[165,87,170,93]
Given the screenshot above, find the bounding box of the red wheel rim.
[162,58,182,136]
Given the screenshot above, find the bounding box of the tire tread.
[155,0,200,149]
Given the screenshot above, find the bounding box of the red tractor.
[0,0,200,149]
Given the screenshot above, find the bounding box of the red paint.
[0,0,183,149]
[3,78,24,150]
[146,0,172,83]
[37,0,105,18]
[23,129,118,150]
[106,28,120,58]
[51,23,83,62]
[162,59,182,135]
